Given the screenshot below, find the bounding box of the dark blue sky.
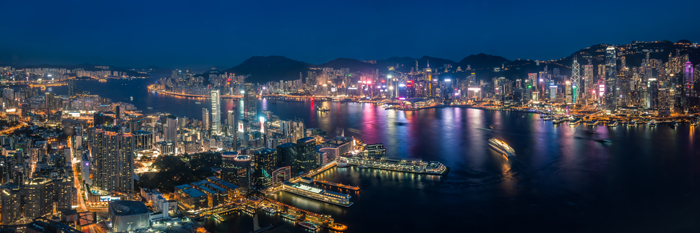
[2,0,699,68]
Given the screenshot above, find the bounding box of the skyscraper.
[202,108,209,131]
[584,62,595,100]
[165,115,178,142]
[243,83,256,121]
[211,90,221,135]
[571,57,580,104]
[91,129,135,194]
[227,110,235,136]
[605,46,618,109]
[684,61,694,97]
[295,137,317,172]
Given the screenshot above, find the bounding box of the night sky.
[2,0,699,68]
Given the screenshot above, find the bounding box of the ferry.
[244,206,255,214]
[608,121,618,127]
[649,121,656,127]
[262,207,277,214]
[282,213,296,220]
[195,101,201,105]
[488,138,515,157]
[358,165,368,169]
[298,222,318,231]
[130,96,133,101]
[337,158,349,167]
[315,106,330,112]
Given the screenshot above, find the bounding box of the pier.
[346,157,448,175]
[313,179,360,191]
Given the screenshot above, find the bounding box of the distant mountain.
[317,58,376,73]
[218,41,700,83]
[224,56,310,83]
[458,53,511,70]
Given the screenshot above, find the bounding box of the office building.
[211,90,221,135]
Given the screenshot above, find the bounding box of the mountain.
[224,56,310,83]
[317,58,376,73]
[458,53,511,70]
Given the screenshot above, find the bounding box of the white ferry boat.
[262,207,277,214]
[337,158,349,167]
[488,138,515,157]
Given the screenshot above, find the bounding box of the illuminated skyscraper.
[243,83,256,121]
[571,57,580,103]
[584,62,594,100]
[684,61,694,97]
[165,115,178,142]
[211,90,221,135]
[605,46,617,109]
[91,129,135,194]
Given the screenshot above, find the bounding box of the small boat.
[282,213,296,220]
[298,222,318,231]
[195,102,201,104]
[358,165,368,169]
[130,96,133,101]
[595,139,612,143]
[649,121,656,127]
[488,138,515,157]
[669,122,678,129]
[262,207,277,214]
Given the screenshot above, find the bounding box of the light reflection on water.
[45,79,700,232]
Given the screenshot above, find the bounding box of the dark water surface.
[49,79,700,232]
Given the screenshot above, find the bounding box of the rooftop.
[181,188,207,198]
[109,200,149,216]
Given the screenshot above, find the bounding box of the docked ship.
[488,138,515,157]
[298,222,318,231]
[337,158,349,167]
[262,207,277,214]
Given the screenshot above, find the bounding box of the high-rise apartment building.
[91,129,135,194]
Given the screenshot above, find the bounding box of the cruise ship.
[488,138,515,157]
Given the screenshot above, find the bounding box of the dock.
[346,157,448,175]
[313,179,360,191]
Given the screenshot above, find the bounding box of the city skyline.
[1,1,700,232]
[2,0,700,68]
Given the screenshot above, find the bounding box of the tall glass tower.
[211,90,221,135]
[605,46,617,109]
